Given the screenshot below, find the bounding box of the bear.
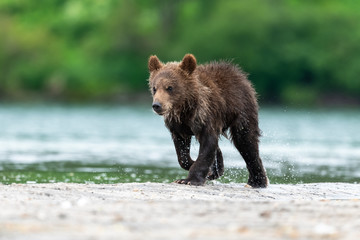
[147,54,268,188]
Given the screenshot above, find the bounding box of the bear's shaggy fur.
[148,54,268,187]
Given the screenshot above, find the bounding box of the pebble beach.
[1,182,359,240]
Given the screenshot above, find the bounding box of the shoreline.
[1,182,359,240]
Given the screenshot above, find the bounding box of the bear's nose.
[152,102,162,113]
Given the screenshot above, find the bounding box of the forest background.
[1,0,359,106]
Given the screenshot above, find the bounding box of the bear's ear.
[148,55,163,72]
[179,54,196,75]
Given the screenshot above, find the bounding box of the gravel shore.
[1,182,359,240]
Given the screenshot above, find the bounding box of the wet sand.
[1,182,359,240]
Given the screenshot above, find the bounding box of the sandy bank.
[0,182,359,240]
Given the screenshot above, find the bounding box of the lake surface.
[0,104,359,184]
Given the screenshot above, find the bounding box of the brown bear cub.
[148,54,268,188]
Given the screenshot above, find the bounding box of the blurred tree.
[0,0,359,105]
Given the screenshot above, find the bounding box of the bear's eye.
[166,86,173,92]
[153,87,156,93]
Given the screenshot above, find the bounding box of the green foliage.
[0,0,359,104]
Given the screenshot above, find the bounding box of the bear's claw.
[174,179,204,186]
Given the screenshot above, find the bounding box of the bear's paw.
[174,178,205,186]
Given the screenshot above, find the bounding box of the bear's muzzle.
[152,102,163,115]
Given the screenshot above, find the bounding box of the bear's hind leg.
[207,147,224,180]
[230,126,268,188]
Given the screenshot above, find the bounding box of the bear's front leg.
[175,131,218,186]
[172,132,195,170]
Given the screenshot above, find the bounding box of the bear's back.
[195,61,255,103]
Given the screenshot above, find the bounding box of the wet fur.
[148,54,268,187]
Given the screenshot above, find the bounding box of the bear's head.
[147,54,197,117]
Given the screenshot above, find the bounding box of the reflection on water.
[0,104,359,184]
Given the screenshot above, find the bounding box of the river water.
[0,104,359,184]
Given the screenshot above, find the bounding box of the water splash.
[0,105,359,184]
